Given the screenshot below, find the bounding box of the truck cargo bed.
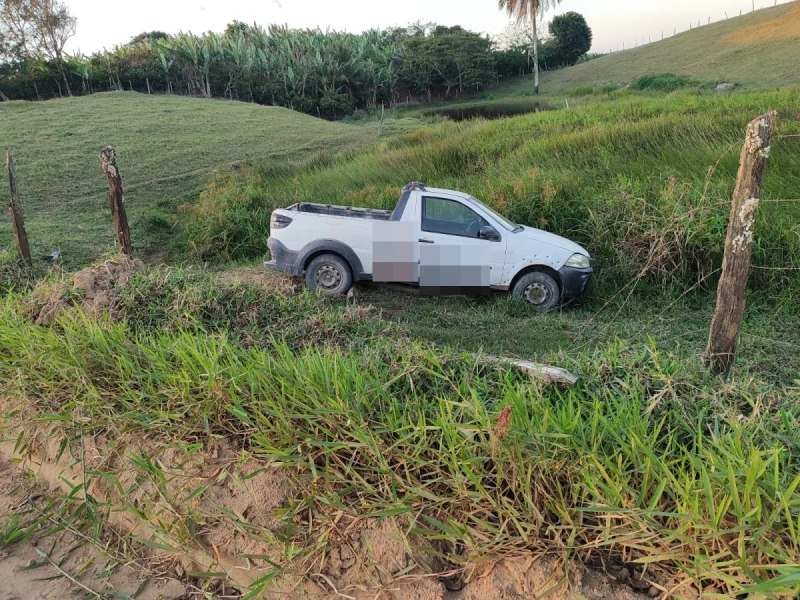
[288,202,392,220]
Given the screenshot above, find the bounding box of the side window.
[422,197,488,237]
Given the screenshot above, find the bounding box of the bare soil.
[0,459,189,600]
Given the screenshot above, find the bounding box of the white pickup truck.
[265,182,592,310]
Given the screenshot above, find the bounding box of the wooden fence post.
[705,111,777,374]
[6,149,32,267]
[99,146,132,256]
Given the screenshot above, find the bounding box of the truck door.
[415,195,507,292]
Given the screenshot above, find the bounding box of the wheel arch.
[509,264,563,296]
[298,240,365,280]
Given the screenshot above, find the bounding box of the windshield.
[466,195,519,232]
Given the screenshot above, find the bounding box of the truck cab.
[266,182,592,310]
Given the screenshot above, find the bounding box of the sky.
[64,0,795,55]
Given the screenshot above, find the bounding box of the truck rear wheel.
[512,272,560,311]
[306,254,353,296]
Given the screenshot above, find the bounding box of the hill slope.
[507,1,800,93]
[0,92,374,266]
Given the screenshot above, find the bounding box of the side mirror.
[479,225,500,242]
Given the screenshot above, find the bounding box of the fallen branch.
[480,355,579,385]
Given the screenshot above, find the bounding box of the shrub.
[547,12,593,67]
[629,73,701,93]
[319,92,356,120]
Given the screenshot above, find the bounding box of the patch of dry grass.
[723,2,800,43]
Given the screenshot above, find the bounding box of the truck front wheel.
[306,254,353,296]
[512,272,560,311]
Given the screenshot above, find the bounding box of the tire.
[305,253,353,296]
[511,272,560,311]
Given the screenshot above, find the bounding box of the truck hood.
[514,226,589,257]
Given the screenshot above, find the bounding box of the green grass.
[355,284,800,382]
[0,515,26,547]
[0,92,378,268]
[2,272,800,596]
[186,90,800,292]
[495,1,800,93]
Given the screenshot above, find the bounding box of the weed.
[0,515,27,547]
[629,73,702,92]
[115,265,392,349]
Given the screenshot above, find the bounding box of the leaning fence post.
[6,149,32,267]
[705,111,777,375]
[99,146,133,256]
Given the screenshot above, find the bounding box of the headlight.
[565,253,591,269]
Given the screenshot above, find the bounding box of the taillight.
[271,213,293,230]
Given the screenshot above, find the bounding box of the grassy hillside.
[501,1,800,93]
[187,90,800,293]
[0,92,375,267]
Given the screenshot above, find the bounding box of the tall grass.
[629,73,702,92]
[183,91,800,293]
[1,294,799,596]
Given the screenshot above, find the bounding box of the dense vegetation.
[184,90,800,293]
[539,11,593,70]
[1,0,599,117]
[0,20,587,117]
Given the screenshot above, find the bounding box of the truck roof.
[415,186,474,202]
[400,182,485,214]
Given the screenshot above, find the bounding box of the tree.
[224,20,250,39]
[0,0,36,61]
[29,0,75,95]
[498,0,562,94]
[0,0,76,95]
[128,31,170,46]
[548,12,591,67]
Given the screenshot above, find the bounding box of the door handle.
[418,238,435,244]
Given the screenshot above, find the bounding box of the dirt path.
[0,460,189,600]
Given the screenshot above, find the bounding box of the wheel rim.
[523,282,550,306]
[314,264,342,290]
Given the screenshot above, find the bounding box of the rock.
[715,82,736,92]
